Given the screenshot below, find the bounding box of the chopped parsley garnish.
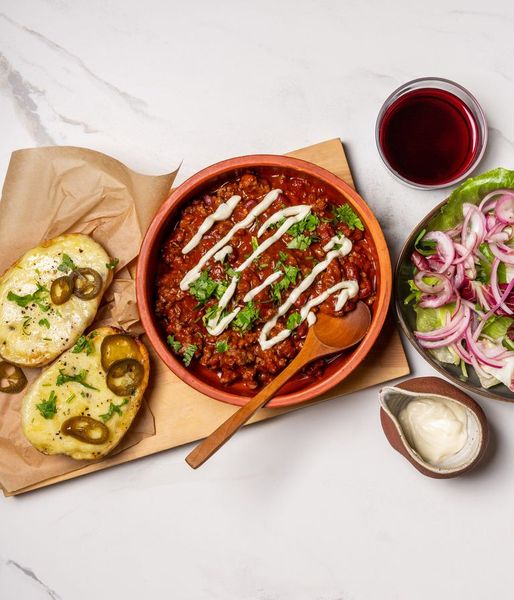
[287,213,320,237]
[183,344,198,367]
[333,204,364,231]
[287,234,313,250]
[286,312,302,330]
[414,229,437,257]
[268,218,286,230]
[202,304,221,327]
[224,265,241,280]
[286,213,320,250]
[7,283,50,312]
[271,265,300,304]
[106,257,120,270]
[72,335,94,355]
[166,335,182,353]
[38,318,50,329]
[100,398,129,422]
[36,390,57,419]
[22,316,31,335]
[56,369,99,391]
[215,281,228,300]
[215,340,229,353]
[232,301,260,332]
[189,270,220,304]
[57,253,77,273]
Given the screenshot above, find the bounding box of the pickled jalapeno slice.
[71,268,102,300]
[0,361,27,394]
[61,416,109,445]
[101,334,141,371]
[50,275,73,305]
[106,358,144,396]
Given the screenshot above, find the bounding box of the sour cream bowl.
[136,155,392,407]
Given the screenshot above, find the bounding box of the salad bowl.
[396,168,514,402]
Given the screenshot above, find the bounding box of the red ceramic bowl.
[136,155,392,407]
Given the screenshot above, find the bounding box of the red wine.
[379,88,480,186]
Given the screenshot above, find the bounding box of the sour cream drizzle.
[180,189,282,290]
[180,189,359,346]
[182,195,241,254]
[204,204,310,335]
[213,245,233,262]
[259,238,356,350]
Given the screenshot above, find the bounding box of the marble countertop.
[1,1,514,598]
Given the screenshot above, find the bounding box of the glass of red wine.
[376,77,487,189]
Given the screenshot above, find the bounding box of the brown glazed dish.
[136,155,391,407]
[380,376,489,478]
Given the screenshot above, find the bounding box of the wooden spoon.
[185,301,372,469]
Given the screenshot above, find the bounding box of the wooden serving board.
[8,139,409,495]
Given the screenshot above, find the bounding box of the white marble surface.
[1,0,514,598]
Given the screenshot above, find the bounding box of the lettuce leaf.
[414,303,456,332]
[482,315,513,341]
[428,168,514,232]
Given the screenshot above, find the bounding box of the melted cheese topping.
[0,234,111,367]
[21,326,149,460]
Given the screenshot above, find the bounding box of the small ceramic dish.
[379,376,488,478]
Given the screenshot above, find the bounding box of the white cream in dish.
[398,396,468,464]
[180,189,359,349]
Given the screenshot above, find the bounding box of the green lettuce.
[428,168,514,232]
[414,303,456,332]
[482,315,513,341]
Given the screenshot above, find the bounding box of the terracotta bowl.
[136,155,392,407]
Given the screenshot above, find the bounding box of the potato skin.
[21,327,150,460]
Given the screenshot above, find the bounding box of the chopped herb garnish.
[232,301,260,332]
[414,229,437,257]
[286,213,320,250]
[215,281,228,300]
[99,398,129,422]
[22,316,31,335]
[66,393,76,404]
[287,234,313,250]
[38,318,50,329]
[106,257,120,270]
[251,236,259,252]
[72,335,94,355]
[189,270,219,304]
[333,204,364,231]
[202,304,221,327]
[286,312,302,330]
[215,340,229,353]
[57,253,77,273]
[166,335,182,353]
[271,265,299,304]
[287,213,319,237]
[183,344,198,367]
[36,390,57,419]
[268,218,286,230]
[56,369,99,391]
[7,283,50,312]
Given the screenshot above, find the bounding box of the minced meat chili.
[155,170,376,392]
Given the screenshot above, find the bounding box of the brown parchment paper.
[0,146,178,493]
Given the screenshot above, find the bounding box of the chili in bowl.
[136,155,391,407]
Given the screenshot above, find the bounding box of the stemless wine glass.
[375,77,488,190]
